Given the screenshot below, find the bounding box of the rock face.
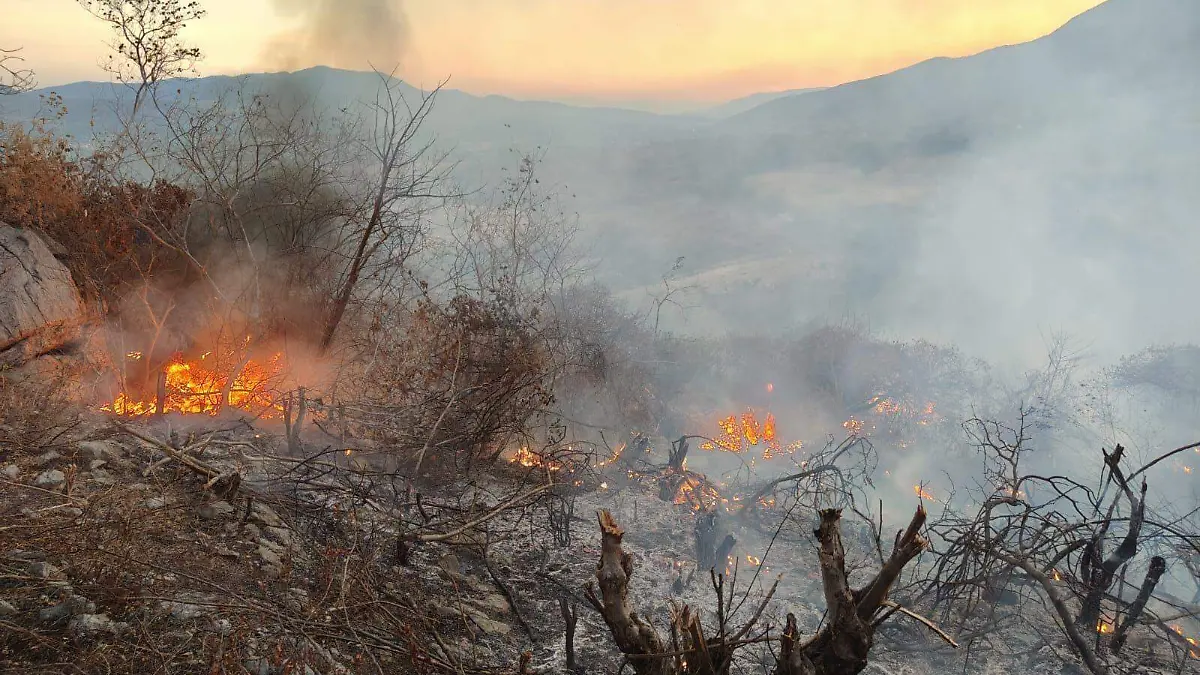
[0,223,84,368]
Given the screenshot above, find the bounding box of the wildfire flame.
[698,409,802,458]
[102,351,285,418]
[1170,625,1200,657]
[506,446,562,472]
[914,484,936,502]
[1096,618,1114,634]
[1051,569,1062,581]
[746,554,761,566]
[673,474,721,512]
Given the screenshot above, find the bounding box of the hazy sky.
[8,0,1103,104]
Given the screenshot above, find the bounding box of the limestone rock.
[78,440,123,461]
[248,502,283,528]
[0,223,84,369]
[69,613,128,636]
[199,501,235,520]
[33,469,65,487]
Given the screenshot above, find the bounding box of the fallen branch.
[406,482,553,543]
[875,600,959,648]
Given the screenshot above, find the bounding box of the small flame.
[914,484,936,502]
[1096,619,1114,634]
[125,351,143,360]
[746,555,761,566]
[765,382,774,393]
[1051,569,1062,581]
[507,447,562,472]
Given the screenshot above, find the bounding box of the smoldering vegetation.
[1,0,1199,673]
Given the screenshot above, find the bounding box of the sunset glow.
[5,0,1104,104]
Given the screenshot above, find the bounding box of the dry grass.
[0,371,525,674]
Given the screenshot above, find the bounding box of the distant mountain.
[697,88,824,119]
[0,66,703,186]
[720,0,1200,146]
[3,0,1198,363]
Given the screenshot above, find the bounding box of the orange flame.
[102,351,285,418]
[698,409,800,457]
[746,554,761,566]
[914,484,936,502]
[507,447,562,472]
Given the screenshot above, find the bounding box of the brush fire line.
[101,349,286,418]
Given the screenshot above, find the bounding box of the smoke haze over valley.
[7,0,1196,372]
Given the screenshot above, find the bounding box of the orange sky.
[5,0,1104,105]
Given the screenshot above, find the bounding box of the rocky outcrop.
[0,223,84,369]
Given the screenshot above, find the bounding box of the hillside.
[3,0,1197,365]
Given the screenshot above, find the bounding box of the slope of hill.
[697,87,824,119]
[3,0,1196,366]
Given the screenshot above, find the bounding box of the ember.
[913,484,936,502]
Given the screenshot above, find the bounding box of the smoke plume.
[263,0,409,73]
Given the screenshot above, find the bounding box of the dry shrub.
[0,117,193,310]
[340,292,554,476]
[0,363,81,457]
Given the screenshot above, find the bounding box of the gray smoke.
[264,0,409,72]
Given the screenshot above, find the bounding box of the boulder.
[0,223,84,369]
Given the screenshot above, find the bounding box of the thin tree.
[317,69,455,355]
[76,0,207,117]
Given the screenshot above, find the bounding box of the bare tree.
[918,409,1200,674]
[318,69,455,355]
[76,0,207,118]
[0,47,35,95]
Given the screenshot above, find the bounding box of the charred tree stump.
[584,510,672,675]
[694,510,736,573]
[775,506,929,675]
[668,435,690,472]
[586,510,780,675]
[587,508,928,675]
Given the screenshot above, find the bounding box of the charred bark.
[695,510,735,572]
[775,506,929,675]
[560,596,579,672]
[668,435,690,472]
[587,507,928,675]
[585,510,672,675]
[1076,448,1148,634]
[1110,556,1166,655]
